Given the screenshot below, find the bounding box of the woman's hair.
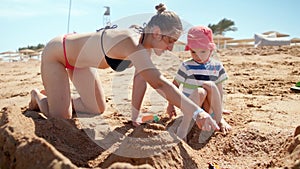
[145,3,183,36]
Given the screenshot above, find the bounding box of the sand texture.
[0,46,300,169]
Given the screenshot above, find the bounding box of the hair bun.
[155,3,166,14]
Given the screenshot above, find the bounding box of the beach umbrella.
[29,52,41,56]
[227,38,254,43]
[0,50,20,62]
[213,34,233,41]
[213,35,233,48]
[36,48,44,52]
[226,38,255,47]
[262,31,290,37]
[0,50,17,55]
[19,49,35,55]
[291,38,300,43]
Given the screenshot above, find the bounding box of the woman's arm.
[120,41,219,138]
[166,80,179,118]
[131,70,147,126]
[139,68,219,138]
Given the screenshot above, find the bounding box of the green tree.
[18,43,45,51]
[208,18,237,35]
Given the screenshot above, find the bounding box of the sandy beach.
[0,46,299,169]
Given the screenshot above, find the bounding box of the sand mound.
[0,106,76,169]
[1,106,299,169]
[1,46,300,168]
[0,106,209,169]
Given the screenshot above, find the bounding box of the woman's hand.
[195,111,220,131]
[132,121,141,127]
[166,104,176,118]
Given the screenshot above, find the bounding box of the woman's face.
[153,33,179,56]
[190,48,211,63]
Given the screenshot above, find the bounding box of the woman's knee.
[87,100,106,114]
[97,103,106,114]
[63,111,73,119]
[50,106,73,119]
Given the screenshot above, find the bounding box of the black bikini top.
[99,25,132,72]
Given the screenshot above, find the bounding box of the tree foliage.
[208,18,237,35]
[18,44,45,51]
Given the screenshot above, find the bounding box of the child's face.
[190,48,211,63]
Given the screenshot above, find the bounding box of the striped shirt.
[174,58,228,96]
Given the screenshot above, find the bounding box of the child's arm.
[166,80,180,118]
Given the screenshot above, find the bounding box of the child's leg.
[176,88,207,140]
[188,88,207,106]
[201,82,222,123]
[202,82,231,133]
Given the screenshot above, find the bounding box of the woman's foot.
[28,89,40,111]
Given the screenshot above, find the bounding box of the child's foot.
[218,118,232,134]
[223,109,232,115]
[28,89,40,111]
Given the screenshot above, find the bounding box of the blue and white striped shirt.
[175,58,228,96]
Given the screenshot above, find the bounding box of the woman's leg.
[70,67,106,114]
[41,61,73,119]
[29,35,73,119]
[29,89,48,113]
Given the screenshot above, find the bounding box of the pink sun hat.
[185,26,216,51]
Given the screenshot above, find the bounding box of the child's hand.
[195,112,220,131]
[166,104,176,118]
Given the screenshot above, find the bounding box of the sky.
[0,0,299,52]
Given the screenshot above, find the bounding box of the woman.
[29,3,219,139]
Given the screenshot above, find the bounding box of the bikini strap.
[96,24,118,32]
[99,24,118,56]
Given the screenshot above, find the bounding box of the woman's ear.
[151,26,162,40]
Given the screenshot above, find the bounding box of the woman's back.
[65,28,139,68]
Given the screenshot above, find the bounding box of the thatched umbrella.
[0,51,20,62]
[0,50,17,55]
[262,31,290,37]
[213,35,233,48]
[36,48,44,52]
[226,38,255,47]
[291,38,300,44]
[227,38,254,43]
[19,49,35,56]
